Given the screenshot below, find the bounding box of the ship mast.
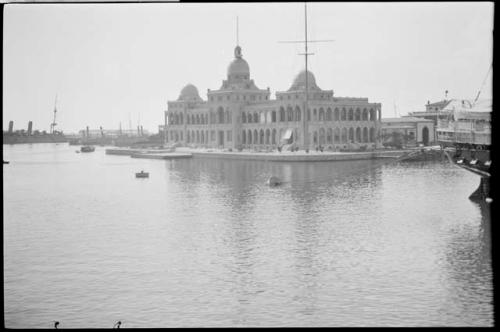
[50,94,58,134]
[278,3,334,149]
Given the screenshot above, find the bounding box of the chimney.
[140,126,144,136]
[100,126,104,137]
[8,121,13,133]
[86,126,90,138]
[137,125,140,136]
[28,121,33,135]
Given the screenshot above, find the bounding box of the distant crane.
[50,94,58,134]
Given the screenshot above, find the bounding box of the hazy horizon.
[3,2,493,134]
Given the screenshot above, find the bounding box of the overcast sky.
[3,2,493,133]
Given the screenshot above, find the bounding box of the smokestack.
[28,121,33,135]
[8,121,13,133]
[100,126,104,137]
[86,126,90,138]
[137,125,140,136]
[140,126,143,136]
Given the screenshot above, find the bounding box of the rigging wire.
[473,63,493,105]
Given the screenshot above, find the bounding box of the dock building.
[164,44,383,150]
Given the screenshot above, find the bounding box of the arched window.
[313,109,318,121]
[272,129,277,144]
[370,108,376,121]
[201,131,204,144]
[348,108,354,121]
[242,112,247,123]
[226,110,230,123]
[265,129,270,144]
[313,131,318,144]
[260,112,265,124]
[319,128,326,145]
[342,128,347,143]
[334,128,340,143]
[341,108,347,121]
[196,130,200,143]
[295,106,301,121]
[253,112,258,123]
[287,106,293,121]
[218,107,224,124]
[248,130,252,144]
[349,127,354,142]
[260,129,264,144]
[363,127,368,142]
[355,108,361,121]
[242,130,246,144]
[327,128,333,144]
[334,108,340,121]
[271,110,277,123]
[370,127,375,142]
[280,107,286,122]
[319,108,325,121]
[356,127,361,142]
[196,114,200,124]
[254,129,259,144]
[363,108,369,121]
[326,108,332,121]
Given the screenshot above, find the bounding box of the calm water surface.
[3,143,493,327]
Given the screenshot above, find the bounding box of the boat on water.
[80,145,95,152]
[136,170,149,178]
[437,99,491,200]
[3,160,9,164]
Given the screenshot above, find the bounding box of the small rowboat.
[136,170,149,178]
[81,145,95,152]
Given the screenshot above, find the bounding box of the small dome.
[288,70,319,91]
[178,83,202,101]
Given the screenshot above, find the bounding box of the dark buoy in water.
[267,176,281,187]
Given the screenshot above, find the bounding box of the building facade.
[165,45,383,150]
[381,117,435,147]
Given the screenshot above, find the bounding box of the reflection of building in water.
[164,44,383,150]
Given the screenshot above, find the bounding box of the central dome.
[289,70,319,91]
[227,58,250,76]
[227,45,250,78]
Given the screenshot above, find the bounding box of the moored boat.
[136,170,149,178]
[80,145,95,152]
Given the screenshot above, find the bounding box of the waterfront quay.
[105,146,411,162]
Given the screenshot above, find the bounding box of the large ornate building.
[164,44,382,150]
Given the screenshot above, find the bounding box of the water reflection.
[3,144,493,327]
